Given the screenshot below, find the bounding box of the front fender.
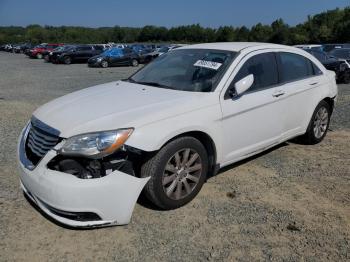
[125,104,224,163]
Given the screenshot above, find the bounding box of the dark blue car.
[88,48,139,68]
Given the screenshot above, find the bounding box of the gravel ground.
[0,52,349,261]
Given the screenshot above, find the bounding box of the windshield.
[128,49,236,92]
[329,49,350,59]
[158,46,169,52]
[53,46,64,51]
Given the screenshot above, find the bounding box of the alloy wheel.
[162,148,203,200]
[313,106,329,139]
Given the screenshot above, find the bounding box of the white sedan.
[18,42,337,227]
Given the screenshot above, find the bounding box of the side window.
[232,52,278,92]
[94,45,103,51]
[311,62,323,76]
[77,46,91,51]
[278,52,314,82]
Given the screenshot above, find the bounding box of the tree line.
[0,7,349,45]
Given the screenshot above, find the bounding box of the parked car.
[130,44,147,53]
[323,44,350,53]
[328,48,350,61]
[157,45,181,56]
[18,43,337,227]
[137,48,160,63]
[20,43,35,54]
[306,49,350,84]
[294,44,323,51]
[88,47,139,67]
[14,43,34,53]
[43,45,75,62]
[12,44,21,53]
[56,45,104,64]
[4,44,13,52]
[27,43,63,59]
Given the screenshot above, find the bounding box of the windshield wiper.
[125,78,174,89]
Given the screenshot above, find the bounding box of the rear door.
[275,51,326,138]
[220,51,286,164]
[119,48,133,65]
[80,46,94,60]
[109,49,125,66]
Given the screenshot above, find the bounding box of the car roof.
[179,42,297,52]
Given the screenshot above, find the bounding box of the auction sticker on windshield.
[194,60,222,70]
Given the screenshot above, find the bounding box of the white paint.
[18,42,338,227]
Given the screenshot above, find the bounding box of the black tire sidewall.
[305,101,331,144]
[131,59,138,67]
[143,137,208,209]
[64,56,71,64]
[101,60,108,68]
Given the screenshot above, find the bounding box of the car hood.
[33,81,217,138]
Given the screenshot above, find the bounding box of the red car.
[27,43,63,59]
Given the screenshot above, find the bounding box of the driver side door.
[220,51,286,164]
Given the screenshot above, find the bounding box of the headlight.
[97,57,103,62]
[59,128,133,158]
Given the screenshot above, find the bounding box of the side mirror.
[234,74,254,96]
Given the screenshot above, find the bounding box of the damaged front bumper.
[17,126,150,228]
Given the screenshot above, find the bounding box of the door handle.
[272,90,285,98]
[309,82,319,86]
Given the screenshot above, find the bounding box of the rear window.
[278,52,314,82]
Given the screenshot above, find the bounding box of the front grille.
[25,119,60,166]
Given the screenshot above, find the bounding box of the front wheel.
[141,137,208,210]
[101,60,108,68]
[131,59,139,67]
[300,101,331,145]
[36,53,43,59]
[63,56,72,65]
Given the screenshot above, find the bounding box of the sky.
[0,0,349,28]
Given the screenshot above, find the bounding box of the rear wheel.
[36,53,43,59]
[300,101,331,144]
[141,137,208,209]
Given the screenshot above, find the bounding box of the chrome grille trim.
[29,126,58,142]
[26,125,60,158]
[19,117,61,170]
[31,116,60,136]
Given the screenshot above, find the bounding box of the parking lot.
[0,52,349,261]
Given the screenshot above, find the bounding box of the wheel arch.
[322,96,335,114]
[158,130,218,177]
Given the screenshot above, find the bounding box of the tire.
[63,56,72,65]
[300,101,331,145]
[36,53,43,59]
[101,60,108,68]
[131,59,139,67]
[342,72,350,84]
[141,136,208,210]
